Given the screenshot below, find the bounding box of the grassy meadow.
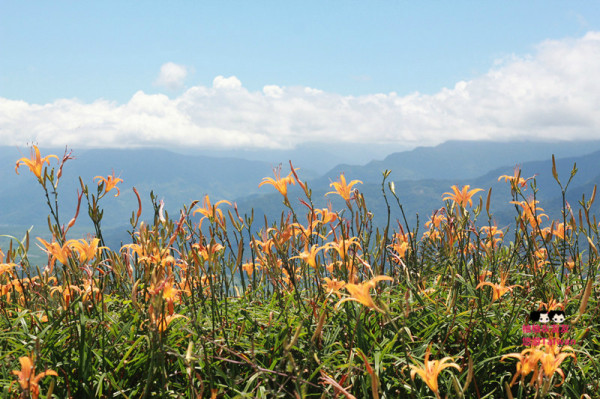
[1,146,599,398]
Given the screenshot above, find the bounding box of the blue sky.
[2,2,600,151]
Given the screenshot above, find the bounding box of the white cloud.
[213,75,242,90]
[154,62,188,90]
[2,32,600,150]
[263,85,283,98]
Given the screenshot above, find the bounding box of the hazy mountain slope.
[238,149,600,232]
[180,141,410,176]
[2,143,598,242]
[1,146,276,229]
[317,140,600,185]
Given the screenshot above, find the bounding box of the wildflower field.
[1,146,599,398]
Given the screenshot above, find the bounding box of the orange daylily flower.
[267,222,303,248]
[326,174,362,201]
[149,279,180,315]
[50,284,82,308]
[540,344,576,387]
[12,354,58,399]
[498,167,535,190]
[389,240,409,261]
[501,344,576,388]
[193,194,232,223]
[535,297,564,312]
[259,166,296,199]
[5,277,41,305]
[242,261,259,277]
[323,277,346,298]
[478,270,492,284]
[252,237,275,257]
[552,222,570,240]
[37,238,72,271]
[409,345,461,398]
[476,270,522,302]
[501,346,545,387]
[291,244,326,269]
[327,236,361,259]
[67,238,105,264]
[33,311,48,324]
[480,224,504,251]
[442,185,483,208]
[121,242,148,261]
[94,170,123,197]
[422,228,442,241]
[193,242,224,262]
[510,198,548,229]
[564,258,575,271]
[15,145,59,181]
[81,277,102,307]
[335,275,393,313]
[150,312,186,333]
[526,248,550,272]
[0,262,17,278]
[388,231,412,261]
[425,210,447,230]
[162,282,180,315]
[293,222,325,249]
[315,207,338,225]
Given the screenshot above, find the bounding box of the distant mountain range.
[239,149,600,232]
[316,140,600,183]
[2,140,599,252]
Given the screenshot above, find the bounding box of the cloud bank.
[2,32,600,150]
[154,62,188,90]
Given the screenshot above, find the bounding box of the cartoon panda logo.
[548,310,566,324]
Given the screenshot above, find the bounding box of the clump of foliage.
[1,146,598,398]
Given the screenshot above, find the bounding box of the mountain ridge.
[2,140,599,237]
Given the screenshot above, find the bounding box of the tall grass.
[1,147,598,398]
